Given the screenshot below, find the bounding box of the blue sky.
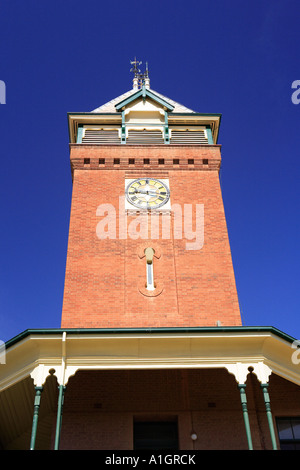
[0,0,299,342]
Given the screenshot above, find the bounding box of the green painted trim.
[164,111,170,144]
[261,384,278,450]
[238,384,253,450]
[140,89,174,110]
[76,126,83,144]
[30,386,43,450]
[114,89,141,110]
[115,88,174,112]
[121,110,126,144]
[54,385,66,450]
[4,326,297,350]
[206,125,214,144]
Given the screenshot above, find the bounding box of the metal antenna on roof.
[130,58,150,90]
[130,57,142,77]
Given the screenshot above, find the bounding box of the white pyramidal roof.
[91,88,195,114]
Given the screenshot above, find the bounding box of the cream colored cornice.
[67,112,221,144]
[68,113,122,143]
[1,327,299,391]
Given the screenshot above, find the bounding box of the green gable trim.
[115,88,174,112]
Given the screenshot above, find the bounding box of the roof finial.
[130,58,150,90]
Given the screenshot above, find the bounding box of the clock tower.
[3,62,300,452]
[61,63,241,329]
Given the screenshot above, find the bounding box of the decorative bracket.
[225,362,273,384]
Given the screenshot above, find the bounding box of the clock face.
[125,178,170,209]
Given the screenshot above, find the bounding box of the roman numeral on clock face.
[126,178,170,209]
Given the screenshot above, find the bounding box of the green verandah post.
[54,385,66,450]
[238,384,253,450]
[30,386,43,450]
[261,383,278,450]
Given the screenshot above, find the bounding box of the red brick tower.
[61,65,241,328]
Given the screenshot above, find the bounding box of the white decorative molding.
[225,361,273,384]
[2,329,300,392]
[30,364,61,387]
[63,366,79,385]
[251,362,273,384]
[225,362,252,384]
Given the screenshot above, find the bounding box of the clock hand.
[134,189,158,196]
[134,188,148,194]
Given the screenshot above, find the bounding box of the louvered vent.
[82,129,120,144]
[170,130,208,145]
[127,130,164,145]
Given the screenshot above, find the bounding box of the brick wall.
[51,368,300,450]
[61,145,241,328]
